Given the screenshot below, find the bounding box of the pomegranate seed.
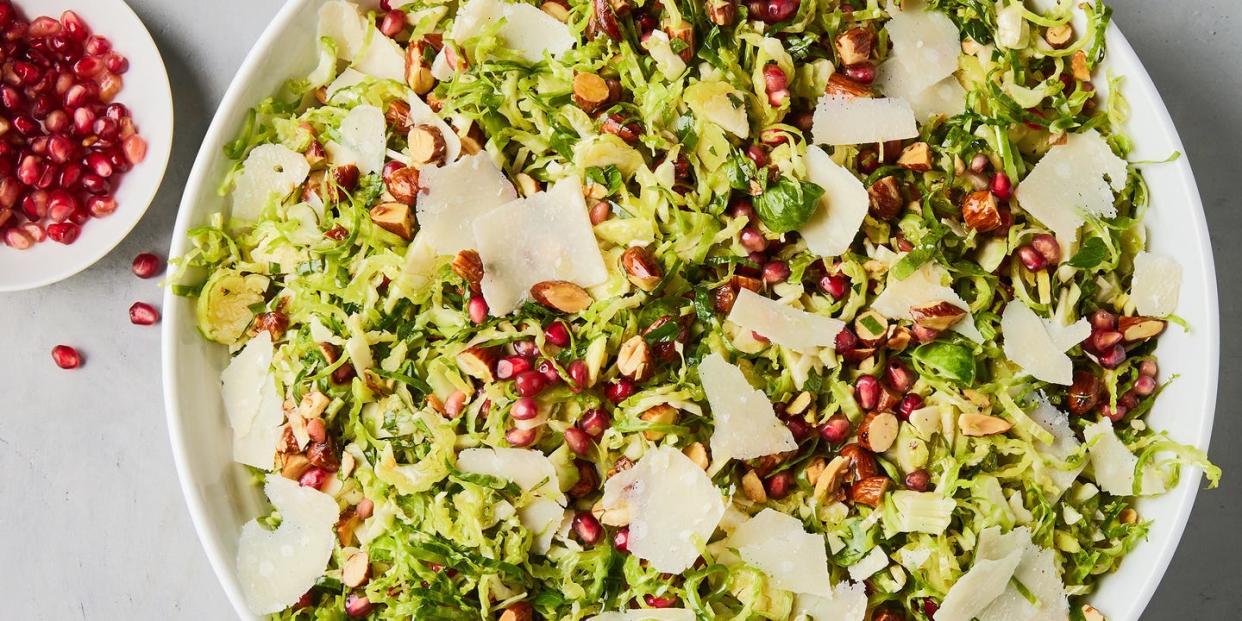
[4,227,34,249]
[1134,374,1157,396]
[355,498,375,519]
[834,326,858,352]
[104,102,129,121]
[22,222,47,243]
[644,594,679,609]
[86,194,116,217]
[740,226,768,253]
[17,154,43,185]
[1,85,23,110]
[496,355,533,380]
[819,415,851,444]
[1119,391,1138,411]
[765,471,794,499]
[1092,330,1122,352]
[1089,309,1116,331]
[854,375,880,410]
[605,378,635,403]
[897,394,924,420]
[1016,244,1047,272]
[505,426,537,447]
[47,189,76,220]
[60,11,90,41]
[588,199,611,225]
[344,595,373,618]
[443,390,467,418]
[572,512,603,545]
[820,274,849,300]
[97,71,122,101]
[904,469,931,492]
[923,599,941,617]
[72,55,102,79]
[379,10,407,37]
[1139,359,1159,378]
[51,344,81,369]
[29,16,61,38]
[564,426,593,456]
[762,261,790,284]
[568,359,589,391]
[510,396,540,421]
[579,408,611,437]
[613,527,630,552]
[84,34,111,55]
[760,0,800,22]
[544,321,571,347]
[21,190,49,219]
[514,370,546,397]
[1097,344,1126,369]
[991,172,1013,201]
[467,294,488,324]
[844,62,877,84]
[1030,233,1061,264]
[512,339,540,357]
[762,63,789,107]
[1100,403,1127,422]
[71,106,95,133]
[103,52,128,75]
[537,358,561,384]
[64,83,90,108]
[46,221,80,244]
[785,416,812,441]
[47,134,73,163]
[91,117,118,142]
[884,359,916,393]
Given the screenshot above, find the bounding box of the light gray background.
[0,1,1237,619]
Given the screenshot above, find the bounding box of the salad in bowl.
[172,0,1218,619]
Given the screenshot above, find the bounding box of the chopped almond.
[897,142,934,172]
[409,124,448,167]
[531,280,594,313]
[369,202,414,240]
[572,72,612,113]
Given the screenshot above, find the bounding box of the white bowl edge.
[160,4,1222,620]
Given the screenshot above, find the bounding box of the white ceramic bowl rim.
[161,2,1220,619]
[0,0,174,292]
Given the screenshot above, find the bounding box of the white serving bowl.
[162,1,1220,618]
[0,0,173,292]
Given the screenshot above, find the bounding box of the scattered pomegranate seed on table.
[51,344,80,369]
[128,301,159,325]
[131,251,162,278]
[0,4,145,249]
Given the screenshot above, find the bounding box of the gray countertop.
[1,1,1238,618]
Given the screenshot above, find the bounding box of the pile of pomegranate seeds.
[0,4,146,249]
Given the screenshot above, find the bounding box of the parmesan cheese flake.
[1130,251,1182,316]
[416,152,518,256]
[1000,302,1091,385]
[812,95,918,146]
[701,353,797,462]
[800,145,870,257]
[451,0,574,63]
[726,288,846,354]
[725,509,833,597]
[871,258,983,343]
[237,476,338,615]
[1013,130,1129,248]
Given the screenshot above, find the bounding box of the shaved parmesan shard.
[935,527,1027,621]
[588,611,696,621]
[685,80,750,139]
[221,331,284,469]
[1029,401,1084,501]
[416,152,518,255]
[333,105,386,175]
[1000,302,1091,385]
[800,145,870,257]
[458,448,566,554]
[408,92,461,166]
[474,176,609,315]
[1130,251,1182,316]
[812,95,918,146]
[885,7,961,92]
[317,0,405,81]
[600,446,725,573]
[1082,419,1141,496]
[726,509,832,596]
[231,144,311,222]
[237,476,338,615]
[727,289,846,354]
[870,259,983,343]
[793,581,868,621]
[876,60,966,121]
[1013,130,1129,247]
[978,540,1069,621]
[847,546,888,582]
[701,353,797,462]
[645,30,687,80]
[450,0,574,63]
[326,67,366,99]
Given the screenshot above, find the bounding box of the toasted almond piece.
[299,391,331,419]
[458,124,484,155]
[825,72,873,98]
[499,602,534,621]
[868,175,904,220]
[814,455,851,501]
[335,510,362,547]
[835,27,874,66]
[910,301,968,331]
[409,124,448,167]
[897,142,934,172]
[280,453,312,480]
[961,189,1002,232]
[838,443,880,481]
[305,139,327,170]
[513,173,541,197]
[848,475,891,507]
[452,249,484,291]
[369,202,414,240]
[531,280,593,313]
[456,346,498,382]
[572,72,612,113]
[540,0,570,21]
[621,246,662,292]
[854,309,890,347]
[593,499,632,526]
[342,551,370,588]
[705,0,737,26]
[958,412,1013,436]
[638,403,678,440]
[1044,24,1073,49]
[683,441,710,470]
[886,326,913,352]
[786,391,813,416]
[1081,605,1107,621]
[1119,507,1139,524]
[617,335,654,383]
[741,469,768,503]
[713,284,738,314]
[339,451,356,479]
[385,165,420,205]
[858,411,899,453]
[667,22,695,62]
[1118,316,1166,343]
[1071,50,1092,82]
[385,99,412,132]
[803,456,827,486]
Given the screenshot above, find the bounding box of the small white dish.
[0,0,173,292]
[162,1,1219,619]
